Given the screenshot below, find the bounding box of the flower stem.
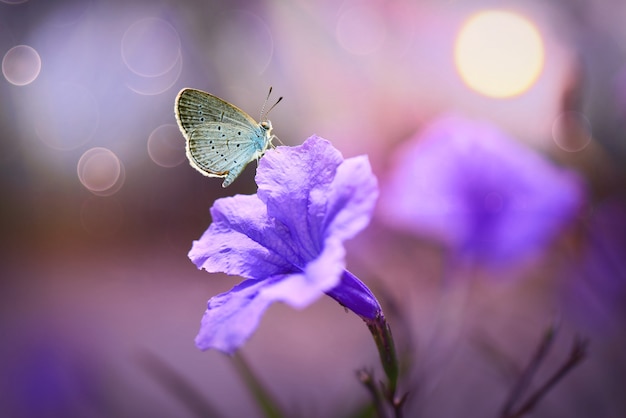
[135,350,223,418]
[232,351,285,418]
[326,271,403,416]
[365,313,399,397]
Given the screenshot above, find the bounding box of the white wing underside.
[175,88,272,187]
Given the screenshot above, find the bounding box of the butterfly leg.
[270,134,284,147]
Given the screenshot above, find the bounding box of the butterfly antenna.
[260,87,283,121]
[259,87,272,121]
[266,96,283,118]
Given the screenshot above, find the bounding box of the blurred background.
[1,0,625,417]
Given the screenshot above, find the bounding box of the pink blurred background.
[1,0,625,416]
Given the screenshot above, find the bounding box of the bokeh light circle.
[126,52,182,96]
[552,111,592,152]
[336,6,386,55]
[147,124,186,168]
[77,147,124,196]
[2,45,41,86]
[454,10,544,98]
[121,17,181,77]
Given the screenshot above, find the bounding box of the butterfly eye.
[260,120,272,130]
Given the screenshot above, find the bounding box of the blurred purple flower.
[379,115,586,266]
[190,135,381,353]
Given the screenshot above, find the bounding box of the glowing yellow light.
[454,10,545,98]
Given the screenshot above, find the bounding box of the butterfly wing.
[186,123,270,187]
[175,88,274,187]
[175,88,259,137]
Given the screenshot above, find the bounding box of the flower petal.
[191,135,383,353]
[189,194,298,279]
[195,278,276,353]
[195,272,332,353]
[303,236,347,292]
[325,270,382,320]
[256,135,344,260]
[261,237,349,308]
[317,154,379,242]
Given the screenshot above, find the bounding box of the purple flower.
[189,135,381,353]
[379,115,585,265]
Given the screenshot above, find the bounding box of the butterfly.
[174,88,281,187]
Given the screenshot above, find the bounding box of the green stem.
[135,350,223,418]
[232,351,285,418]
[365,313,399,400]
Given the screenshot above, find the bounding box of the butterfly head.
[260,120,272,132]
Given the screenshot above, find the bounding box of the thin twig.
[358,369,387,418]
[392,392,409,418]
[499,322,558,417]
[509,337,589,418]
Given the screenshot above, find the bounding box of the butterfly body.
[175,88,274,187]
